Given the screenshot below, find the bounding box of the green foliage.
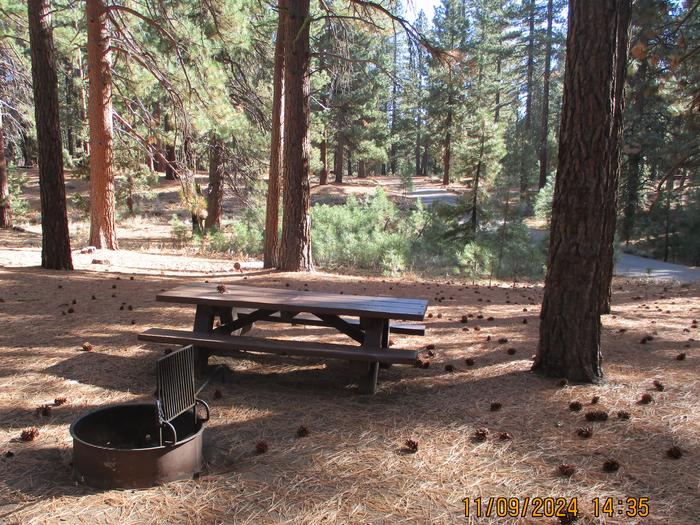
[534,176,554,224]
[7,170,29,220]
[69,193,90,218]
[490,220,545,281]
[115,164,159,215]
[170,214,191,247]
[311,189,411,273]
[457,241,495,282]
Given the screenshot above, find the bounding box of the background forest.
[1,0,699,276]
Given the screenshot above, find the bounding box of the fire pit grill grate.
[156,345,209,444]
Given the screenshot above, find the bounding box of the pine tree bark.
[278,0,313,272]
[535,0,632,382]
[86,0,117,249]
[263,3,285,268]
[538,0,554,189]
[0,109,11,228]
[28,0,73,269]
[598,0,632,315]
[205,136,225,230]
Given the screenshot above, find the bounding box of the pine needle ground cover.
[0,247,697,524]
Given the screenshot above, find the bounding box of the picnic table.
[138,283,428,394]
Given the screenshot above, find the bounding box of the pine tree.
[27,0,73,270]
[536,0,632,382]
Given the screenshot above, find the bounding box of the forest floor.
[0,227,698,524]
[1,171,698,524]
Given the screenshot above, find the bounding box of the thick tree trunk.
[421,143,428,177]
[598,0,632,315]
[28,0,73,269]
[205,136,225,230]
[346,151,352,179]
[0,111,11,228]
[538,0,554,189]
[86,0,117,249]
[333,137,344,184]
[263,5,285,268]
[278,0,313,272]
[535,0,631,382]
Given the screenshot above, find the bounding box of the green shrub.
[458,241,495,283]
[69,193,91,218]
[534,177,554,224]
[115,164,159,215]
[311,189,412,271]
[170,214,190,246]
[7,170,29,221]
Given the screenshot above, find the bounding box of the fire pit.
[70,345,210,488]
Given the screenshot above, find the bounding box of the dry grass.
[0,242,698,524]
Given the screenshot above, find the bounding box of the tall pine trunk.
[263,4,285,269]
[28,0,73,270]
[598,0,632,315]
[205,135,225,230]
[0,109,10,228]
[86,0,117,249]
[278,0,313,272]
[536,0,631,382]
[538,0,554,189]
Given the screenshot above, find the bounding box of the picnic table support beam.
[214,308,277,335]
[192,305,216,376]
[379,321,392,370]
[314,313,364,344]
[358,317,386,394]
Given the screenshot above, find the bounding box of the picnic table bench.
[138,284,428,394]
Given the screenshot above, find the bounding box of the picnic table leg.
[378,321,392,370]
[193,305,216,376]
[358,317,386,394]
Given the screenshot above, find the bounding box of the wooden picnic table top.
[156,283,428,321]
